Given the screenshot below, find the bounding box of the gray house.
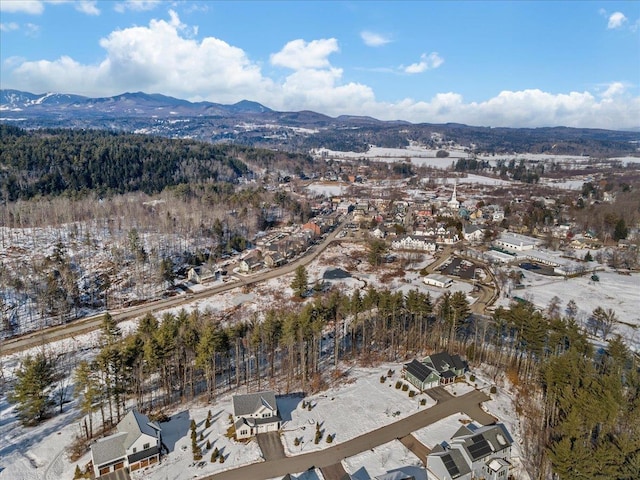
[90,409,162,478]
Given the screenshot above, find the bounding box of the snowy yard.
[280,364,435,455]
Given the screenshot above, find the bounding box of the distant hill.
[1,89,638,156]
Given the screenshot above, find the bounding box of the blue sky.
[1,0,639,129]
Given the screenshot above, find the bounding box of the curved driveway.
[203,389,492,480]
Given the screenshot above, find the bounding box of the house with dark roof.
[426,423,514,480]
[90,409,162,478]
[232,391,280,440]
[402,352,467,391]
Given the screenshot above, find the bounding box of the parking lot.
[438,257,477,280]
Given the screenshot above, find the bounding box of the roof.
[454,424,513,462]
[431,449,471,478]
[232,391,278,417]
[117,410,160,450]
[91,432,127,467]
[425,352,465,373]
[423,274,452,284]
[487,458,511,472]
[404,359,436,383]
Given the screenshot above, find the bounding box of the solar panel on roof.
[467,437,493,460]
[442,454,460,476]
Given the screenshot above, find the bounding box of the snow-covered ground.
[343,440,425,480]
[496,269,640,350]
[306,182,348,197]
[280,364,435,455]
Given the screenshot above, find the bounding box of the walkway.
[201,389,491,480]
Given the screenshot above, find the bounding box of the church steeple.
[448,181,460,209]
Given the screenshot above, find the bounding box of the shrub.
[199,432,204,441]
[469,374,476,382]
[219,455,225,463]
[302,401,307,409]
[326,434,334,443]
[401,384,409,392]
[408,391,415,397]
[380,375,386,383]
[206,440,211,450]
[420,399,426,406]
[294,437,301,446]
[387,369,393,377]
[190,419,196,431]
[395,380,402,389]
[210,447,219,462]
[490,385,497,394]
[73,465,82,480]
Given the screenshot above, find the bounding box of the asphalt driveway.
[256,432,286,461]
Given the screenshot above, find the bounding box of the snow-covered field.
[496,269,640,349]
[306,182,348,197]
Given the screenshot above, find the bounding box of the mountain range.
[1,89,638,156]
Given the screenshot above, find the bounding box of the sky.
[1,0,639,129]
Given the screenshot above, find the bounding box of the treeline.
[0,125,308,201]
[7,283,638,479]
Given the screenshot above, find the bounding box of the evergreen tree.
[8,353,55,425]
[614,219,628,241]
[290,265,308,298]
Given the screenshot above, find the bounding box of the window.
[240,429,247,435]
[132,447,137,453]
[143,443,150,450]
[263,413,270,418]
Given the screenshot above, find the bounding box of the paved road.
[201,389,491,480]
[1,220,349,356]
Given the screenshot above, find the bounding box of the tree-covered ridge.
[0,125,269,200]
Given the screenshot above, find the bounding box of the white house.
[232,391,280,440]
[391,235,437,252]
[90,409,162,478]
[427,423,513,480]
[462,225,484,242]
[423,274,453,288]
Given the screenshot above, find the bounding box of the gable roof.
[91,432,127,466]
[431,449,471,478]
[454,424,513,462]
[232,391,278,417]
[404,359,436,383]
[425,352,465,373]
[116,409,160,450]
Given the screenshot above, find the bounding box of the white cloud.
[114,0,161,13]
[360,31,391,47]
[0,22,20,32]
[0,1,44,14]
[3,11,638,129]
[601,82,625,98]
[608,12,627,29]
[270,38,339,70]
[404,52,444,74]
[76,1,99,16]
